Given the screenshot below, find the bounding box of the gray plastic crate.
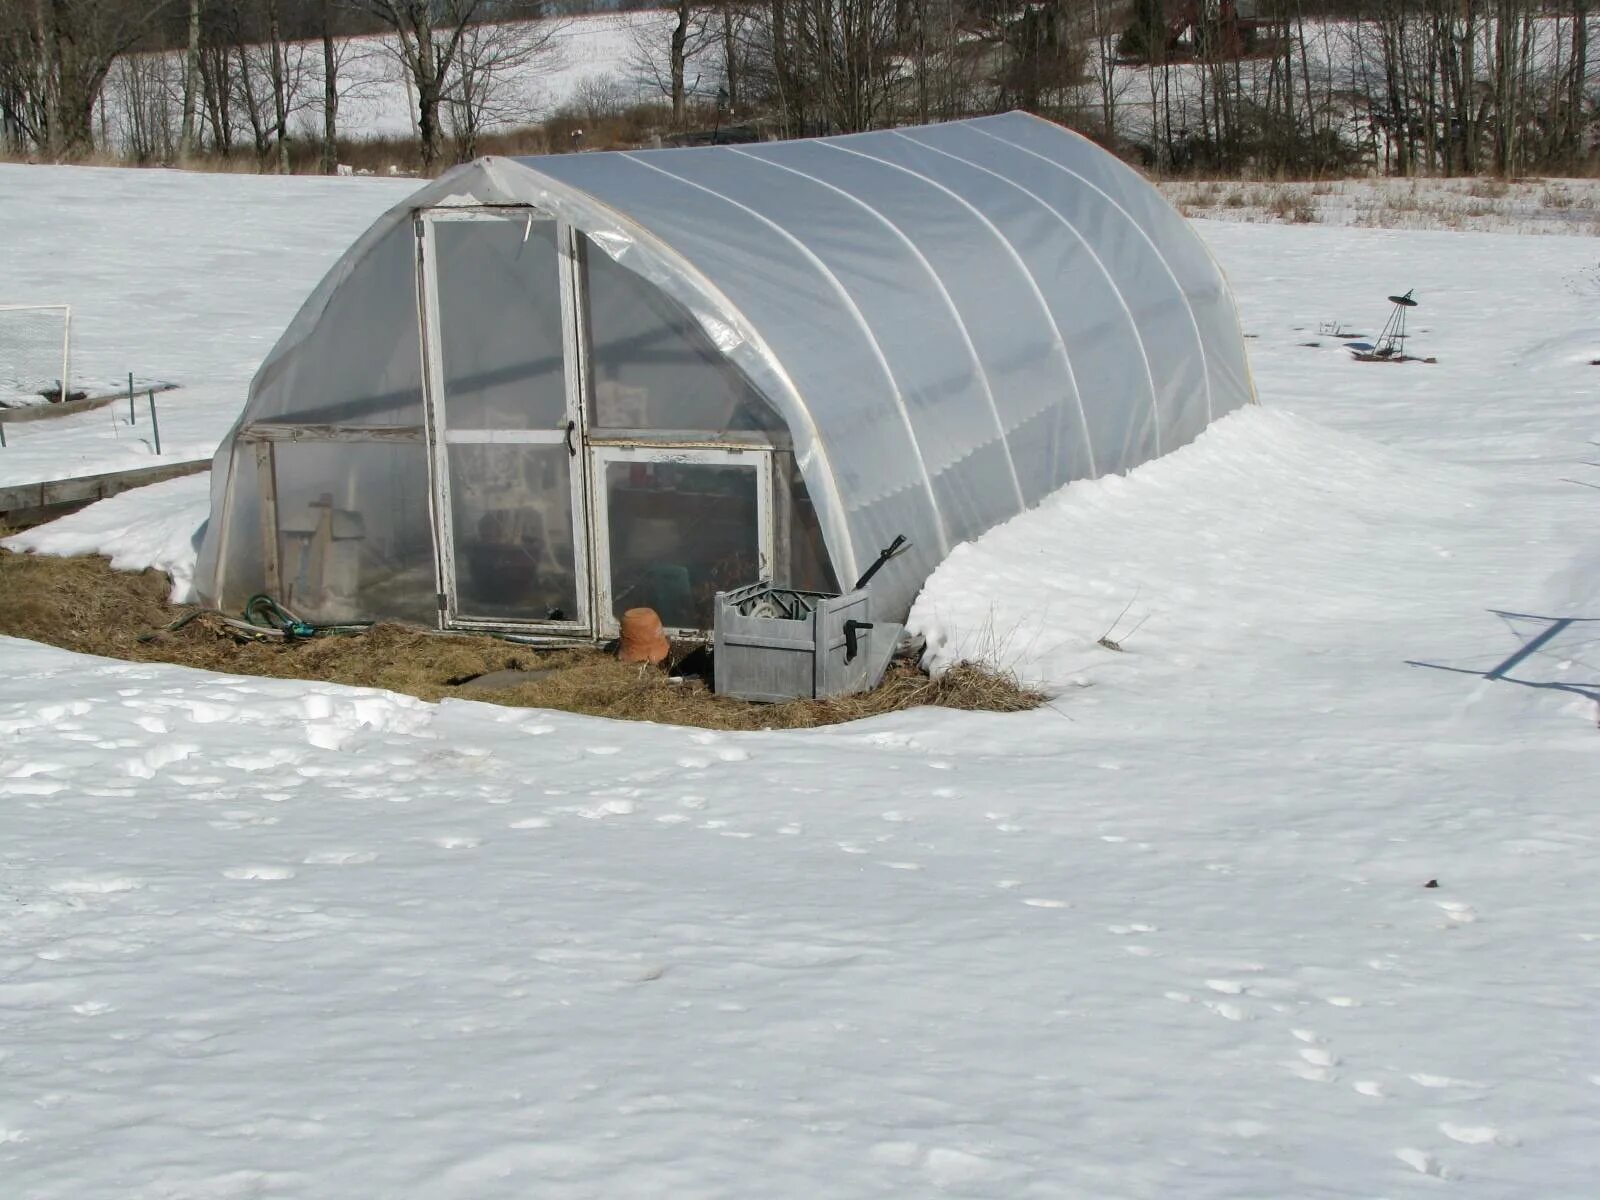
[712,582,900,703]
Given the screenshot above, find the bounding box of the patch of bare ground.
[0,548,1044,729]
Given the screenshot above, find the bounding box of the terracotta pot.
[618,607,670,666]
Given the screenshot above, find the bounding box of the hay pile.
[0,548,1045,729]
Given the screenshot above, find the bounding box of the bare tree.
[629,2,718,128]
[0,0,178,158]
[320,0,337,171]
[349,0,522,169]
[179,0,203,156]
[445,12,563,157]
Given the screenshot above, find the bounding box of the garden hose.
[138,595,373,644]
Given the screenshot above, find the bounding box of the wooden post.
[255,441,282,598]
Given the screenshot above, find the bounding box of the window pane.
[449,443,578,622]
[264,440,435,625]
[604,460,759,630]
[436,217,567,431]
[584,239,780,434]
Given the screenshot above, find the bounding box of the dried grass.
[0,548,1045,729]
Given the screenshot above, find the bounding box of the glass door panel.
[420,209,588,631]
[445,441,580,622]
[591,446,773,636]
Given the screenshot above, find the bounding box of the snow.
[0,375,172,411]
[3,471,210,601]
[0,165,412,490]
[3,166,1600,1196]
[1161,177,1600,238]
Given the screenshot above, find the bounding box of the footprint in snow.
[922,1147,1003,1187]
[301,850,378,865]
[222,865,296,881]
[1440,1123,1516,1147]
[1410,1072,1487,1090]
[1394,1148,1448,1178]
[50,877,142,895]
[1288,1061,1336,1083]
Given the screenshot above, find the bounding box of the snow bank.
[3,472,210,601]
[910,406,1487,689]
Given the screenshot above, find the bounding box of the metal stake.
[148,388,161,455]
[128,372,136,425]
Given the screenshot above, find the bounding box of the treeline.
[2,0,1595,177]
[1102,0,1595,175]
[0,0,563,165]
[652,0,1594,174]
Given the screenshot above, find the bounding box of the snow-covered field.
[1161,176,1600,237]
[0,166,413,488]
[3,161,1600,1196]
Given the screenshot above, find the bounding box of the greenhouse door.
[418,208,590,633]
[589,445,774,638]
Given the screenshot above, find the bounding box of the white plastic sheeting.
[195,112,1254,625]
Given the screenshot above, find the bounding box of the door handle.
[564,419,576,457]
[843,619,874,663]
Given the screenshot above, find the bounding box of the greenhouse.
[193,111,1255,640]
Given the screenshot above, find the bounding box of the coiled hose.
[138,595,373,644]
